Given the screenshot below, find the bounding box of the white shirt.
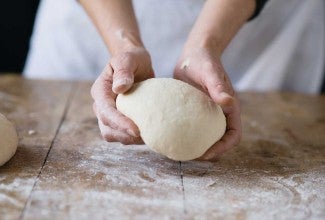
[24,0,325,94]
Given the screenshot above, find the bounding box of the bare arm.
[80,0,153,144]
[79,0,143,54]
[175,0,256,160]
[185,0,256,56]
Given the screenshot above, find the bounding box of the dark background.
[0,0,40,73]
[0,1,324,93]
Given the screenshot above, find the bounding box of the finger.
[200,129,240,161]
[200,99,242,160]
[93,102,140,137]
[110,53,136,94]
[91,64,140,137]
[203,64,235,106]
[91,64,116,107]
[112,73,134,94]
[98,120,143,145]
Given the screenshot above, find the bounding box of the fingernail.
[127,129,139,137]
[113,78,133,88]
[220,92,233,99]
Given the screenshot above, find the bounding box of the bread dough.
[0,113,18,166]
[116,78,226,161]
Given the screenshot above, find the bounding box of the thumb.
[205,74,234,106]
[111,54,136,94]
[112,69,134,94]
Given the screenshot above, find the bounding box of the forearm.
[79,0,143,55]
[185,0,256,56]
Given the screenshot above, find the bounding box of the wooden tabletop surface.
[0,75,324,220]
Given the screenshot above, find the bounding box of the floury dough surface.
[116,78,226,161]
[0,113,18,166]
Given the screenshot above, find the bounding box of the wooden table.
[0,75,324,220]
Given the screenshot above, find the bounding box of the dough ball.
[116,78,226,161]
[0,113,18,166]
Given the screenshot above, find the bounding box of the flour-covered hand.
[91,47,154,144]
[174,47,242,160]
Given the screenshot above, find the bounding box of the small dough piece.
[0,113,18,166]
[116,78,226,161]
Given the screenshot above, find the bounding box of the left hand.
[174,47,242,161]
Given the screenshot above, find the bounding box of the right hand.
[91,47,154,144]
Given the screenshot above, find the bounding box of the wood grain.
[181,93,325,219]
[1,75,324,219]
[22,82,184,219]
[0,75,73,219]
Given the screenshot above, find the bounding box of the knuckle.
[120,139,134,145]
[111,52,133,66]
[97,112,110,127]
[102,132,115,142]
[211,81,227,90]
[135,138,144,145]
[101,119,111,127]
[212,81,226,88]
[210,80,234,95]
[114,68,132,77]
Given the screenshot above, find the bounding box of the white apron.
[24,0,325,94]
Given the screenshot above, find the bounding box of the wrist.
[106,29,144,55]
[183,32,223,58]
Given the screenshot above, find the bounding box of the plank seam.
[179,161,187,215]
[19,82,78,220]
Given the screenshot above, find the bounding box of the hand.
[91,47,154,144]
[174,47,241,160]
